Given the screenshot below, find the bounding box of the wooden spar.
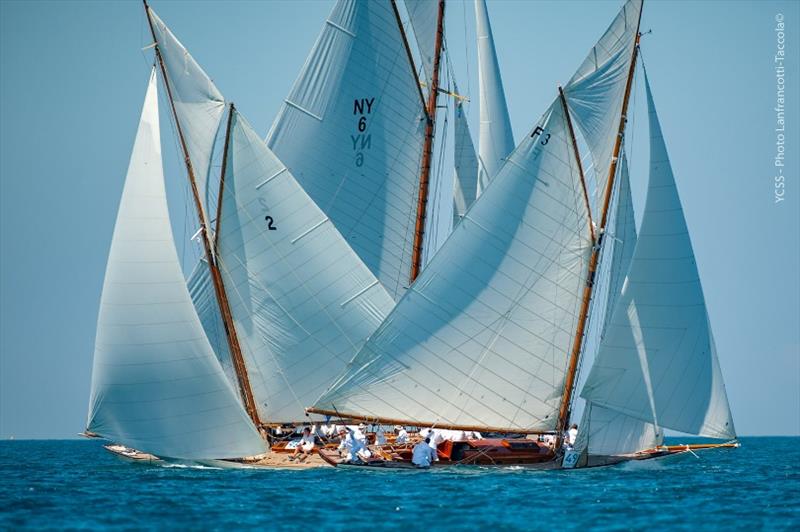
[214,102,235,251]
[305,407,553,435]
[143,3,262,429]
[390,0,430,122]
[408,0,445,283]
[555,19,643,445]
[559,86,595,242]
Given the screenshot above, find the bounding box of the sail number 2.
[264,216,277,231]
[352,97,374,168]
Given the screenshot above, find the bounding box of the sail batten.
[87,69,265,460]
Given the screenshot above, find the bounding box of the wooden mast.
[143,2,262,430]
[555,18,643,446]
[408,0,446,283]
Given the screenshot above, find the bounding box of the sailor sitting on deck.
[289,427,315,462]
[395,425,408,444]
[337,428,371,463]
[412,437,438,469]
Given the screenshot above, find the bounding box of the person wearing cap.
[337,427,371,463]
[394,425,408,445]
[289,427,315,462]
[412,437,437,468]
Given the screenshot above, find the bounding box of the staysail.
[475,0,514,196]
[405,0,439,85]
[87,69,266,460]
[562,0,642,213]
[216,109,395,423]
[452,96,479,227]
[312,98,593,432]
[267,0,427,299]
[579,69,736,440]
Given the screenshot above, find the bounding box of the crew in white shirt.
[337,428,371,463]
[289,427,315,462]
[395,425,408,444]
[411,437,438,468]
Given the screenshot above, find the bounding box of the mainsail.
[266,0,427,299]
[312,98,593,432]
[148,6,396,425]
[87,69,265,460]
[579,69,736,441]
[475,0,514,195]
[216,108,395,423]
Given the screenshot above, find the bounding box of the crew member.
[412,437,437,469]
[289,427,315,462]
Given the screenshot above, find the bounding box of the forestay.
[452,98,479,227]
[148,8,225,220]
[579,70,736,440]
[563,0,642,213]
[87,70,266,460]
[314,99,593,432]
[475,0,514,196]
[217,109,395,423]
[267,0,427,300]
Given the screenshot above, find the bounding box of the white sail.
[574,152,662,461]
[601,150,637,334]
[217,109,395,423]
[580,70,736,440]
[148,7,225,220]
[452,99,479,227]
[574,402,662,462]
[314,99,593,431]
[475,0,514,196]
[562,0,642,211]
[405,0,439,84]
[187,261,237,395]
[87,69,266,460]
[267,0,426,299]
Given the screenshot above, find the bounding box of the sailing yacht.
[309,0,740,469]
[87,0,738,469]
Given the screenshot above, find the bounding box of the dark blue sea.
[1,437,798,529]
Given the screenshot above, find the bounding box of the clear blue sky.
[1,0,798,438]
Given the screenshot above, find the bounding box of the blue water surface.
[1,437,798,529]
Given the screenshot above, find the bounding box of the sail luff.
[409,0,445,283]
[555,17,643,444]
[144,2,262,429]
[213,103,235,251]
